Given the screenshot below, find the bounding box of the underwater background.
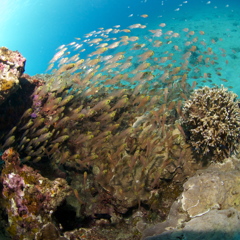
[1,0,240,239]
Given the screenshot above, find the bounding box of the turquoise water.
[1,1,240,238]
[1,0,240,94]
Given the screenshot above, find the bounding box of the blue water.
[1,0,240,94]
[1,0,162,75]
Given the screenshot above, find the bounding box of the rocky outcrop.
[144,208,240,240]
[143,156,240,240]
[0,47,26,104]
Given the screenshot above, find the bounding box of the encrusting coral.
[181,86,240,162]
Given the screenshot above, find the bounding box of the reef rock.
[1,148,71,240]
[144,208,240,240]
[142,156,240,240]
[0,47,26,104]
[180,156,240,217]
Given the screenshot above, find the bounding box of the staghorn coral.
[181,86,240,162]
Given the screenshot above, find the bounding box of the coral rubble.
[181,86,240,162]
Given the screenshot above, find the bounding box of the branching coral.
[181,86,240,162]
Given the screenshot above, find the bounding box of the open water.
[1,0,240,96]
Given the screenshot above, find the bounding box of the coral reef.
[1,148,71,240]
[1,19,239,237]
[181,86,240,162]
[1,73,202,218]
[0,47,26,105]
[0,71,204,238]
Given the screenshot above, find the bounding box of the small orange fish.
[205,57,210,64]
[160,56,168,63]
[88,38,103,44]
[192,37,198,42]
[159,23,166,27]
[135,62,151,71]
[110,96,129,111]
[89,47,108,56]
[153,40,163,47]
[128,36,139,41]
[86,58,100,66]
[189,45,197,52]
[129,23,142,29]
[139,50,154,61]
[108,41,120,49]
[207,47,213,54]
[197,55,203,62]
[121,29,131,33]
[172,32,180,37]
[185,41,192,46]
[173,45,180,51]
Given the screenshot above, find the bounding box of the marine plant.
[181,86,240,162]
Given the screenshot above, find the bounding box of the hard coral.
[181,85,240,162]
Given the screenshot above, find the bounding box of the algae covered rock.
[180,157,240,218]
[0,148,71,240]
[0,47,26,104]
